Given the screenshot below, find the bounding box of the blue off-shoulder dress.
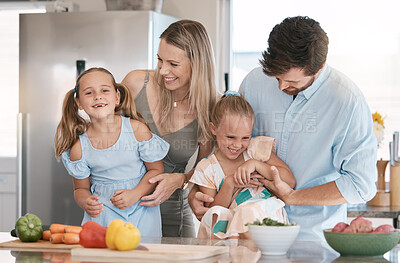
[61,116,170,237]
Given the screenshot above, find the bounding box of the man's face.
[275,68,316,96]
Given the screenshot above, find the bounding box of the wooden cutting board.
[71,243,229,261]
[0,240,81,252]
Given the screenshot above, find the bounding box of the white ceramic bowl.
[248,225,300,255]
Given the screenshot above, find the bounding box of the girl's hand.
[139,173,183,207]
[259,166,294,202]
[84,195,103,218]
[227,174,262,189]
[110,189,140,210]
[234,159,257,185]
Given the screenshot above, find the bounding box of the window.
[232,0,400,160]
[0,3,45,157]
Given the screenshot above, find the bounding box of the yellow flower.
[372,112,385,128]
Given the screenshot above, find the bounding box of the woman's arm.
[140,141,213,207]
[121,70,152,99]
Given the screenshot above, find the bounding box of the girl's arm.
[180,141,214,188]
[205,176,237,209]
[111,120,164,209]
[73,177,104,218]
[235,152,296,188]
[69,141,103,217]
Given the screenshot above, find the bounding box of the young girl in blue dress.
[54,67,169,237]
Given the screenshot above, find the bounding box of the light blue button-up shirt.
[239,65,377,241]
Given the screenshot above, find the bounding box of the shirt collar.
[300,64,330,100]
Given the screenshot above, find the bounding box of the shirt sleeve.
[247,136,276,162]
[190,159,217,190]
[61,149,91,179]
[333,99,377,204]
[138,133,170,163]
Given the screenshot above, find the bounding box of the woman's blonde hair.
[154,19,217,145]
[54,67,147,159]
[211,93,254,130]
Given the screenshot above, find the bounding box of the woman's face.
[157,38,192,93]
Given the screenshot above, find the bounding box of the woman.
[122,19,217,237]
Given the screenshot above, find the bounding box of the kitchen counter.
[1,232,399,262]
[347,204,400,228]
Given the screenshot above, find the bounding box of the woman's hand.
[84,195,103,218]
[259,166,294,203]
[139,172,183,207]
[110,189,140,210]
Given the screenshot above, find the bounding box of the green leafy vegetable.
[246,218,297,226]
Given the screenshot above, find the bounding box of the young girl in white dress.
[190,91,296,239]
[54,68,169,237]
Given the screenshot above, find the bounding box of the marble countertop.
[1,232,399,262]
[347,204,400,218]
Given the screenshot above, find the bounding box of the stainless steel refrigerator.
[17,10,178,225]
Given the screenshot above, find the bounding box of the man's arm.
[260,166,347,205]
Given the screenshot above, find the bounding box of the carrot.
[49,233,64,244]
[42,230,51,241]
[64,226,82,234]
[50,224,68,234]
[62,233,80,244]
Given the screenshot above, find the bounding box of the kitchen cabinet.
[0,158,17,232]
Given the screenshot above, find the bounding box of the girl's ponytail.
[54,89,88,159]
[116,83,149,129]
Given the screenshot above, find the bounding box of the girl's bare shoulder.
[69,138,82,161]
[129,119,152,142]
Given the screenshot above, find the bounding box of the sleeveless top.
[134,71,199,174]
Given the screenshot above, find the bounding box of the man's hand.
[188,187,214,221]
[259,166,294,203]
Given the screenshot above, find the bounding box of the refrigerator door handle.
[17,113,27,219]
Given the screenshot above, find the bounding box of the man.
[189,16,377,241]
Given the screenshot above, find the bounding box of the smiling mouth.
[164,77,177,83]
[93,103,106,108]
[228,147,241,154]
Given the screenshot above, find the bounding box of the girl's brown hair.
[154,19,217,145]
[54,67,147,159]
[211,93,254,130]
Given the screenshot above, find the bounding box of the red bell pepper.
[79,221,107,248]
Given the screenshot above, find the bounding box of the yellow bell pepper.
[105,219,141,251]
